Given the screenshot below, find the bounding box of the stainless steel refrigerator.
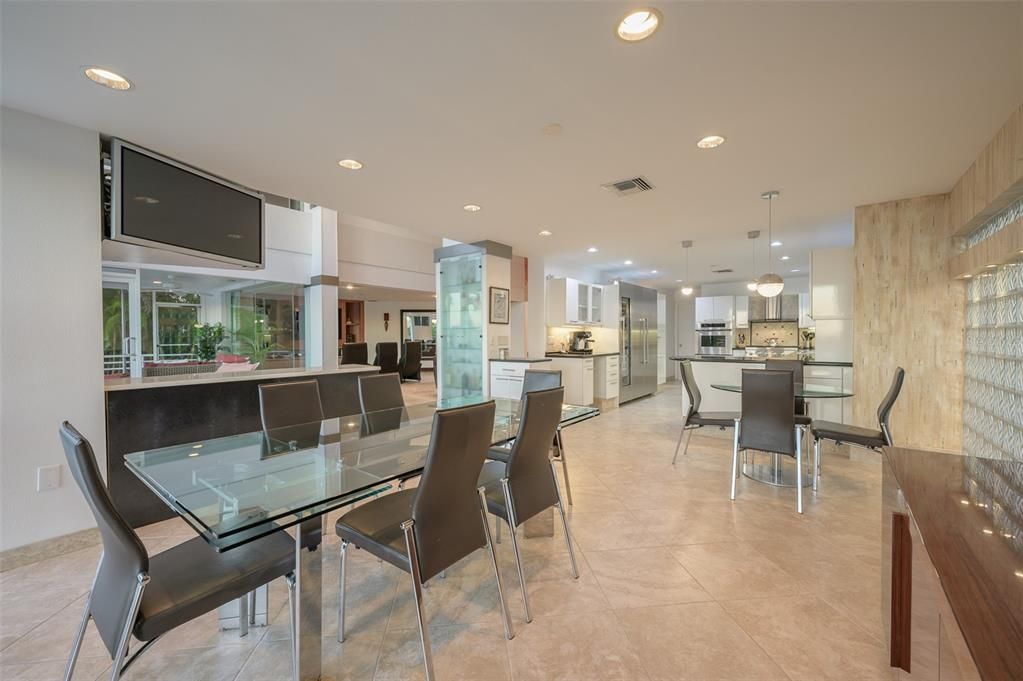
[619,282,659,403]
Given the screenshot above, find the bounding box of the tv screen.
[111,139,264,268]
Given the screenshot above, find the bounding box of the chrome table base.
[741,452,813,488]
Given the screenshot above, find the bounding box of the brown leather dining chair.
[334,401,513,681]
[258,379,324,453]
[373,342,400,374]
[673,359,740,464]
[478,386,578,622]
[729,369,811,513]
[357,372,406,436]
[810,367,905,490]
[59,423,297,681]
[340,342,369,365]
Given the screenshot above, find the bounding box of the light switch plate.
[37,464,60,492]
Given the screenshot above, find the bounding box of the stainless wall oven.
[696,322,733,356]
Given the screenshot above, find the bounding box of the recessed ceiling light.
[617,9,661,41]
[962,274,973,279]
[771,241,782,247]
[780,255,790,261]
[985,264,997,268]
[676,279,683,283]
[650,270,658,274]
[790,269,800,273]
[538,229,553,237]
[681,286,693,296]
[84,66,132,90]
[587,246,598,253]
[152,280,162,285]
[345,284,355,290]
[624,260,633,265]
[696,135,725,149]
[463,204,481,213]
[337,159,363,170]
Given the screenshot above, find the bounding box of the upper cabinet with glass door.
[547,277,607,327]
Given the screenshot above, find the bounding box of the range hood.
[748,294,799,322]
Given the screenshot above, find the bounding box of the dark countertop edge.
[883,446,1023,680]
[488,357,553,363]
[545,352,621,358]
[668,355,852,367]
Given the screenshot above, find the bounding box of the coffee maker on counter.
[569,330,594,354]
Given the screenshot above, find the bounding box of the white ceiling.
[4,2,1022,288]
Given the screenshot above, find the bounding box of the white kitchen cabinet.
[689,360,765,413]
[547,356,595,406]
[489,360,550,399]
[695,296,735,325]
[799,293,813,328]
[594,355,620,399]
[810,248,854,320]
[804,364,854,424]
[735,296,749,327]
[602,283,620,331]
[547,277,604,326]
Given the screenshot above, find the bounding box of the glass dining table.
[124,397,599,681]
[711,382,853,487]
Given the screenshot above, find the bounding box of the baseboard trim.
[0,527,100,573]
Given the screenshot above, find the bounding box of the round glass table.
[711,383,854,487]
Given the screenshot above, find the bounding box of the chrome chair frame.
[337,487,513,681]
[730,419,813,514]
[65,566,297,681]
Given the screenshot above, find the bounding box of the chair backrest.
[412,400,496,581]
[680,360,702,418]
[504,386,565,524]
[258,380,324,451]
[765,359,804,386]
[373,342,399,374]
[521,369,562,396]
[59,422,148,658]
[878,367,906,446]
[341,342,369,365]
[400,341,423,377]
[738,369,796,456]
[358,373,406,434]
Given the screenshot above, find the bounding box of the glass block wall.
[962,262,1023,462]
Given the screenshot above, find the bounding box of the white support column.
[526,255,547,358]
[305,207,339,369]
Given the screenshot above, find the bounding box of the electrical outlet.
[37,464,61,492]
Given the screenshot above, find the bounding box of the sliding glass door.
[102,268,143,378]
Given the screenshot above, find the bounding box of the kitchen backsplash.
[750,321,799,347]
[546,326,618,353]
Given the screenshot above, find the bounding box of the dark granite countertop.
[668,355,853,367]
[488,357,552,363]
[884,447,1023,680]
[545,352,621,359]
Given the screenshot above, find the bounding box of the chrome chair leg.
[554,429,573,506]
[477,487,515,641]
[730,419,740,501]
[813,437,821,493]
[239,593,249,637]
[249,591,256,627]
[550,461,579,579]
[672,426,686,464]
[63,596,92,681]
[401,520,435,681]
[495,516,502,543]
[796,427,804,514]
[286,573,297,681]
[501,478,532,623]
[337,540,348,643]
[108,573,150,681]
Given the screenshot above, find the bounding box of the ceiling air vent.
[711,268,734,274]
[601,176,654,196]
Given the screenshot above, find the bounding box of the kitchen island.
[670,355,853,422]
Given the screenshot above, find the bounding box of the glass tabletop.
[710,383,853,398]
[124,398,598,551]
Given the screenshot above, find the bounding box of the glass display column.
[437,250,484,404]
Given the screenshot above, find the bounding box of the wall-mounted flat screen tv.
[109,139,265,268]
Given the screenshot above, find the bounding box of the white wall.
[363,300,435,351]
[1,108,105,551]
[338,214,438,292]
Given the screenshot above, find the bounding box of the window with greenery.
[225,282,303,370]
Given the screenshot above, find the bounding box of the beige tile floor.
[0,381,896,680]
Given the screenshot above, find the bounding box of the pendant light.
[746,230,760,292]
[680,240,694,296]
[756,191,784,298]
